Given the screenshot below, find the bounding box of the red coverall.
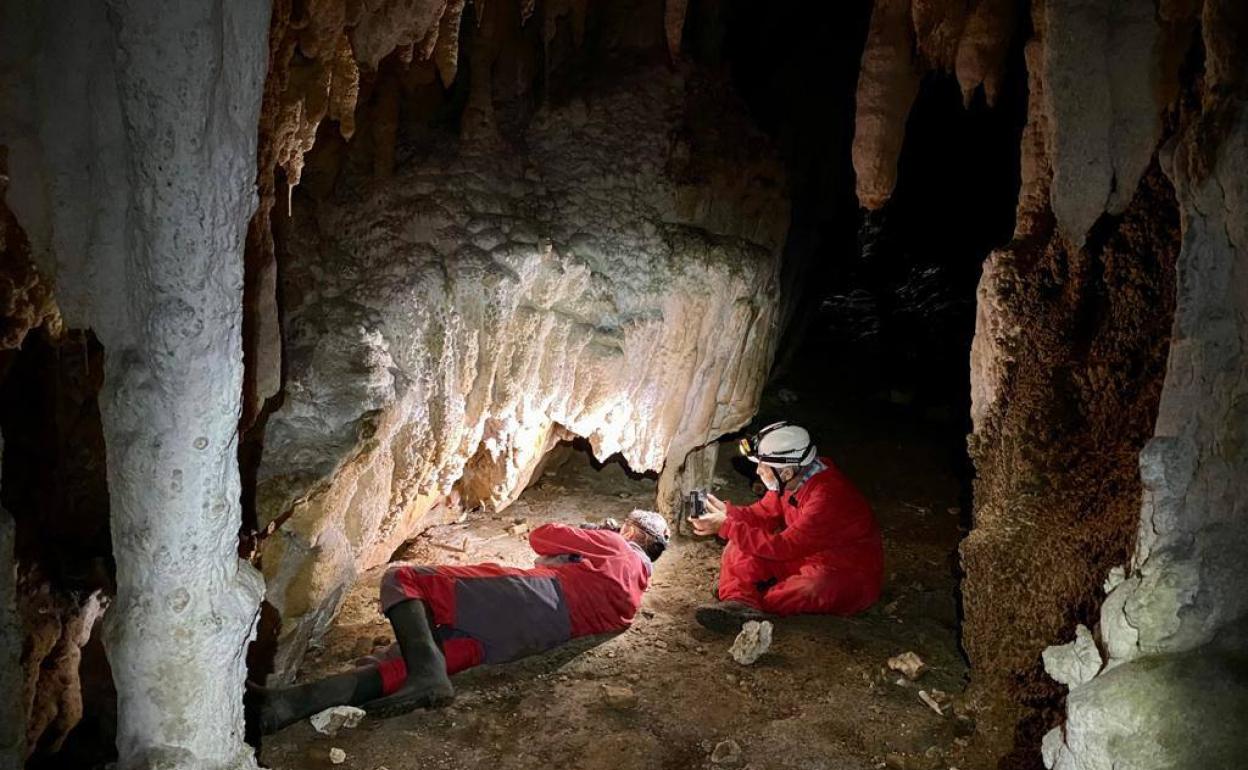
[718,458,882,616]
[375,523,651,694]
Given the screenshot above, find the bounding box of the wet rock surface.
[257,67,788,680]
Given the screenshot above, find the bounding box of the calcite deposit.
[1,1,271,767]
[1042,2,1248,767]
[257,68,789,679]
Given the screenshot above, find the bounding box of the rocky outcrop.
[1041,0,1165,248]
[1042,3,1248,767]
[852,0,1018,210]
[961,0,1190,762]
[0,430,19,768]
[18,578,107,758]
[1,2,271,768]
[852,0,921,210]
[257,67,788,679]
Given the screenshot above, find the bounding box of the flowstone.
[258,67,788,680]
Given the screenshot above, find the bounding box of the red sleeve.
[726,491,784,528]
[721,482,841,562]
[528,523,630,559]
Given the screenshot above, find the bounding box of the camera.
[685,489,707,520]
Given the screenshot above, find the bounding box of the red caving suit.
[718,458,882,616]
[374,523,651,694]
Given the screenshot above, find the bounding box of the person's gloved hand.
[691,494,727,537]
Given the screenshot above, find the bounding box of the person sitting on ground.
[252,510,669,733]
[691,421,882,631]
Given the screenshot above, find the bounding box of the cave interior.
[0,1,1245,769]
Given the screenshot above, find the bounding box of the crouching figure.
[692,421,883,630]
[253,511,668,733]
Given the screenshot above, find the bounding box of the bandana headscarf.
[626,509,669,546]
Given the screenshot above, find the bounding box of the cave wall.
[1042,2,1248,767]
[0,1,272,767]
[962,0,1191,761]
[850,0,1241,765]
[249,0,790,680]
[0,429,18,770]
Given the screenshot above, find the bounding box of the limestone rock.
[853,0,921,210]
[1043,651,1248,770]
[1041,9,1248,768]
[258,68,787,679]
[310,705,366,736]
[601,684,639,711]
[710,739,742,765]
[887,651,928,681]
[730,620,773,666]
[954,0,1015,107]
[1041,0,1164,247]
[1042,625,1101,689]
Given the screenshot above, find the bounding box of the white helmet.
[739,421,816,467]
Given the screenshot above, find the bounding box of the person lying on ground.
[252,510,669,734]
[691,421,882,631]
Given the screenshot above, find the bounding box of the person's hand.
[705,493,727,516]
[692,493,727,537]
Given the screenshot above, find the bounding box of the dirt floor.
[259,381,996,770]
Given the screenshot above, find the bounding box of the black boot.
[249,666,384,735]
[362,599,455,718]
[694,601,776,633]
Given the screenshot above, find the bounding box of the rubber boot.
[362,599,455,717]
[694,600,776,633]
[250,666,384,735]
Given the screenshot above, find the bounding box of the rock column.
[1,1,271,767]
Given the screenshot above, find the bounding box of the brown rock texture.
[960,0,1231,764]
[963,163,1179,761]
[18,577,107,758]
[852,0,921,210]
[1043,1,1248,767]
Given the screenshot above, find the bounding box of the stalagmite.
[0,1,272,767]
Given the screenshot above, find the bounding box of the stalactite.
[435,0,468,87]
[955,0,1016,107]
[852,0,921,210]
[665,0,689,60]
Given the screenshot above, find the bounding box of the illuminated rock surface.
[257,68,788,679]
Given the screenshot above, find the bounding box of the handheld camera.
[685,489,707,520]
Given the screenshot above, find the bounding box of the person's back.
[794,459,882,592]
[529,523,653,637]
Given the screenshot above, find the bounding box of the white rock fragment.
[601,684,638,711]
[1102,565,1126,594]
[329,747,347,764]
[710,739,743,765]
[1042,624,1102,689]
[729,620,773,665]
[918,689,945,716]
[310,705,366,736]
[887,651,927,681]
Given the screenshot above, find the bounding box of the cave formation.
[0,1,1245,769]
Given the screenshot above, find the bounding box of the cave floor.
[259,387,985,770]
